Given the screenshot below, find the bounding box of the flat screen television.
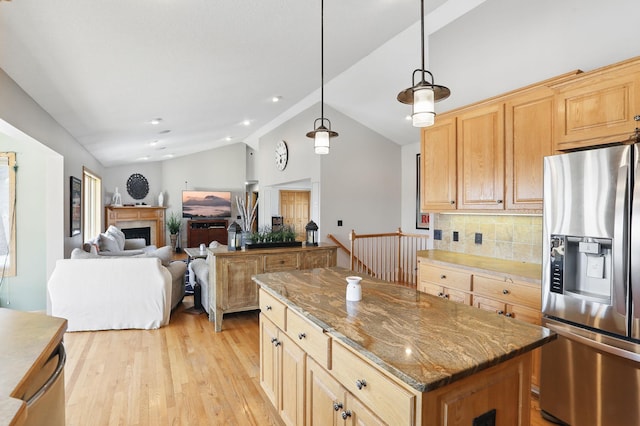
[182,190,232,219]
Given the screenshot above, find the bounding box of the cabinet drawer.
[264,253,299,272]
[286,309,331,369]
[259,289,286,330]
[419,263,472,291]
[473,275,541,310]
[331,341,416,426]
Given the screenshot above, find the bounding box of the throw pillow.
[106,225,126,251]
[98,232,120,252]
[70,248,100,259]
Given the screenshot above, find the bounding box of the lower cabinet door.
[345,394,386,426]
[280,332,306,426]
[260,316,279,407]
[307,358,346,426]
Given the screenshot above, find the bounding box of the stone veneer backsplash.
[432,214,543,265]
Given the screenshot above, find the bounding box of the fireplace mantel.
[105,206,167,247]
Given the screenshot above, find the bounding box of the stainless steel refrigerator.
[541,143,640,425]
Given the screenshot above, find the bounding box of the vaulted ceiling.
[0,0,481,167]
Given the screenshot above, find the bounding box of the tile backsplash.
[432,214,542,264]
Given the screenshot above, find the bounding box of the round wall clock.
[126,173,149,200]
[275,140,288,171]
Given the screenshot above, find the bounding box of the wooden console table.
[105,206,166,247]
[206,243,337,332]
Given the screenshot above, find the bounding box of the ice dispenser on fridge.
[549,235,612,305]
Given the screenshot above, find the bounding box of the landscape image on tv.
[182,191,232,219]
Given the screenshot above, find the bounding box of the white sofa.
[47,249,187,331]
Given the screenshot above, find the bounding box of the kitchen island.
[253,267,554,425]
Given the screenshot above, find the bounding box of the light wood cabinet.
[208,245,337,332]
[307,357,385,426]
[552,57,640,151]
[417,262,472,305]
[504,86,556,211]
[260,315,306,426]
[457,101,505,210]
[420,116,457,211]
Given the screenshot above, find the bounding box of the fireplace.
[105,206,166,247]
[122,227,152,246]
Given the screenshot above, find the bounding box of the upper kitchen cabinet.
[504,86,556,211]
[421,116,457,211]
[457,102,505,210]
[553,56,640,151]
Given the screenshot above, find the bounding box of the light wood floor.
[63,296,556,425]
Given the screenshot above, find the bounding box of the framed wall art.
[416,153,430,230]
[70,176,81,236]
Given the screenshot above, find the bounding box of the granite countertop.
[253,267,554,393]
[417,249,542,284]
[0,309,67,426]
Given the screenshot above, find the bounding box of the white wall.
[0,126,63,310]
[0,68,101,310]
[258,103,402,266]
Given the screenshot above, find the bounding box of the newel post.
[349,229,356,271]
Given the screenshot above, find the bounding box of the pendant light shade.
[397,0,450,127]
[306,0,338,154]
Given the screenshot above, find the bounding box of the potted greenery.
[167,212,182,252]
[246,225,301,249]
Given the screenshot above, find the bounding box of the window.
[82,167,102,242]
[0,152,16,277]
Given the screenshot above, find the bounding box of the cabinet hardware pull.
[444,294,450,299]
[271,337,277,343]
[497,310,504,315]
[505,313,513,318]
[356,379,367,390]
[298,332,306,340]
[502,289,509,295]
[438,292,445,297]
[450,200,455,204]
[274,340,281,347]
[266,305,272,311]
[341,410,352,420]
[333,402,343,411]
[497,199,503,204]
[440,274,446,279]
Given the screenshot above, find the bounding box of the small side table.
[184,247,208,311]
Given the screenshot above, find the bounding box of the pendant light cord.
[320,0,325,120]
[420,0,425,84]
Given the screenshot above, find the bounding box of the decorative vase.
[170,233,178,252]
[158,191,164,207]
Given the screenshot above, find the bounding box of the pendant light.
[306,0,338,154]
[397,0,450,127]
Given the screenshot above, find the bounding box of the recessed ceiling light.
[405,115,412,121]
[149,140,159,146]
[242,119,251,126]
[150,118,162,125]
[272,96,282,103]
[225,136,232,142]
[163,154,174,159]
[137,156,150,161]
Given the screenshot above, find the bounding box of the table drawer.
[286,309,331,369]
[264,253,299,272]
[473,275,541,310]
[259,289,286,330]
[331,341,416,426]
[419,263,472,291]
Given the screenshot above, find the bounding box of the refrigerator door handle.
[26,342,66,408]
[545,321,640,363]
[631,144,640,338]
[613,155,629,318]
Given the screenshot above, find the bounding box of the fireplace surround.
[105,206,166,247]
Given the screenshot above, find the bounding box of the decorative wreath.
[126,173,149,200]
